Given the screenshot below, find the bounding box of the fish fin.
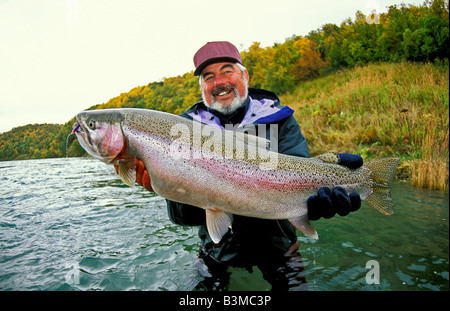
[364,157,400,215]
[366,157,400,185]
[289,216,319,240]
[235,130,270,150]
[365,184,394,215]
[118,159,136,187]
[205,209,233,244]
[314,152,340,164]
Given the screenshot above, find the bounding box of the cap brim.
[194,57,241,76]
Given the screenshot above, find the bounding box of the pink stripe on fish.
[188,154,319,192]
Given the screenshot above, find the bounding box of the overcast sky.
[0,0,425,133]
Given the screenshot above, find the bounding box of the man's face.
[200,62,249,115]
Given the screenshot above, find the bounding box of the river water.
[0,158,448,291]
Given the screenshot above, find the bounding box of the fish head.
[73,109,125,164]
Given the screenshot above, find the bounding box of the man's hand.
[307,153,363,220]
[114,159,153,192]
[307,187,361,220]
[336,152,364,169]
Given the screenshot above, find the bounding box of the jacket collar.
[184,88,291,129]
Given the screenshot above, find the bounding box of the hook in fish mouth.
[72,123,81,134]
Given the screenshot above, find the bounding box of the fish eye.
[88,120,96,130]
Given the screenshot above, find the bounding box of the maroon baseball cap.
[193,41,242,76]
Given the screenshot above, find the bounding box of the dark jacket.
[166,88,310,266]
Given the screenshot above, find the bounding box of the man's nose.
[214,74,226,86]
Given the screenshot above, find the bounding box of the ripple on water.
[0,158,448,290]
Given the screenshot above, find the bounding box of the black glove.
[336,153,364,169]
[307,153,363,221]
[307,187,361,220]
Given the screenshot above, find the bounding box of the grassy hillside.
[281,61,449,189]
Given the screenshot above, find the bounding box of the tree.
[290,38,328,80]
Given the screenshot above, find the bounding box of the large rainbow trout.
[73,108,400,243]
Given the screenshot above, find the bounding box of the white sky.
[0,0,424,133]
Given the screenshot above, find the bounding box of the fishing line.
[311,244,317,289]
[65,133,73,158]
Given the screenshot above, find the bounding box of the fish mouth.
[72,123,81,134]
[72,121,89,143]
[72,120,96,158]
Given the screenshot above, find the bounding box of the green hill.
[0,123,66,160]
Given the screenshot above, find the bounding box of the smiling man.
[199,62,249,115]
[130,41,363,290]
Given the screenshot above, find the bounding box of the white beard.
[202,84,249,115]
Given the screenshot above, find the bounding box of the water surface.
[0,158,448,290]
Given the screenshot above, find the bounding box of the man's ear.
[244,68,249,84]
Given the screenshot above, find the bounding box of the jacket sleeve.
[277,115,310,158]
